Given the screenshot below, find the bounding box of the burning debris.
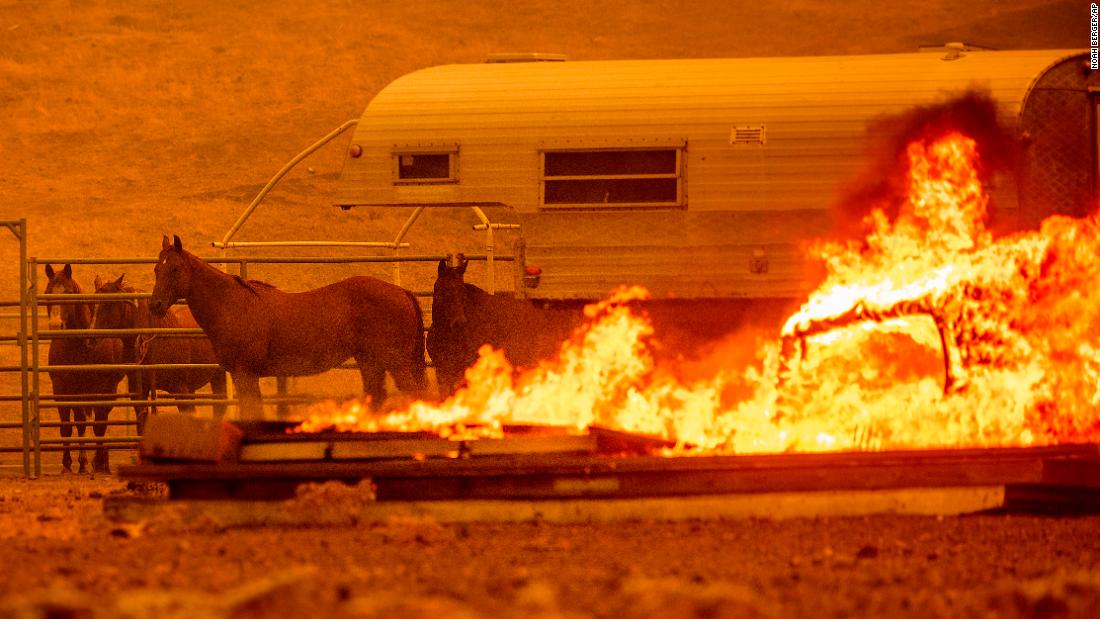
[292,126,1100,455]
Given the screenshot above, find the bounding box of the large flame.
[297,132,1100,453]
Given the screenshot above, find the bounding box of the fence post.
[15,220,30,477]
[28,257,40,478]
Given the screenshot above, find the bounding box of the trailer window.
[541,149,682,208]
[393,151,457,183]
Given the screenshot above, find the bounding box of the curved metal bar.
[219,118,359,246]
[775,297,961,400]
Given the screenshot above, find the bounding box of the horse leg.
[91,405,111,474]
[233,372,263,420]
[356,360,387,411]
[389,364,425,402]
[74,408,88,475]
[59,406,73,474]
[176,387,197,415]
[210,370,228,421]
[129,370,149,436]
[435,363,461,400]
[134,381,152,436]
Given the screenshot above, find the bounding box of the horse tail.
[405,290,428,392]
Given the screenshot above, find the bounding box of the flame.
[295,131,1100,453]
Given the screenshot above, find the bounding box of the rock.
[856,545,879,560]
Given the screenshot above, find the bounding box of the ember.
[296,131,1100,454]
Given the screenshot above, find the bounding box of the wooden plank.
[140,414,243,463]
[239,441,331,463]
[370,459,1046,500]
[331,438,460,460]
[238,433,597,462]
[464,434,596,456]
[1040,459,1100,488]
[119,444,1100,484]
[589,425,675,455]
[1003,484,1100,514]
[118,457,1053,502]
[103,486,1009,527]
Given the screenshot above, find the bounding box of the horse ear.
[115,273,125,288]
[62,264,72,278]
[162,235,171,251]
[173,235,183,252]
[455,253,467,275]
[94,274,104,291]
[44,264,55,278]
[438,259,448,277]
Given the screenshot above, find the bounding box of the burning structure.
[299,127,1100,455]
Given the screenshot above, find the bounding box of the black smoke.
[831,91,1019,241]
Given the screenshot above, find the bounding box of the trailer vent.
[730,125,766,145]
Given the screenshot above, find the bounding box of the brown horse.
[93,274,228,432]
[148,235,426,418]
[43,264,125,474]
[427,254,583,397]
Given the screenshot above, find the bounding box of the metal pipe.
[391,206,427,286]
[39,437,140,445]
[211,240,410,249]
[37,254,511,265]
[36,444,138,453]
[33,395,320,408]
[38,328,205,338]
[37,292,152,303]
[33,420,137,428]
[777,298,959,397]
[469,207,496,293]
[28,257,40,478]
[39,363,223,372]
[469,209,521,295]
[17,219,28,477]
[219,118,359,246]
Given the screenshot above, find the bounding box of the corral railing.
[8,246,513,478]
[0,219,30,477]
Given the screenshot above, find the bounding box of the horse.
[92,274,228,432]
[427,254,583,397]
[148,235,426,419]
[42,264,125,474]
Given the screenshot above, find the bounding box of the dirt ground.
[0,1,1093,617]
[0,476,1097,618]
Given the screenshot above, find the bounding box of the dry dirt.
[0,477,1099,618]
[0,1,1093,617]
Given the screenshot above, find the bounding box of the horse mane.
[97,280,167,329]
[231,275,277,295]
[462,281,487,298]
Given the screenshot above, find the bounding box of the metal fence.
[0,220,30,476]
[3,239,513,478]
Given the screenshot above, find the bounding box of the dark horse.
[149,236,426,418]
[93,274,228,432]
[43,264,125,474]
[427,254,583,397]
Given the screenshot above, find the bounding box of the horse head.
[150,235,189,317]
[434,253,469,329]
[43,263,86,331]
[93,273,138,333]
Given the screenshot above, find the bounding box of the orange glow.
[296,132,1100,453]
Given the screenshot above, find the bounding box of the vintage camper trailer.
[333,48,1095,302]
